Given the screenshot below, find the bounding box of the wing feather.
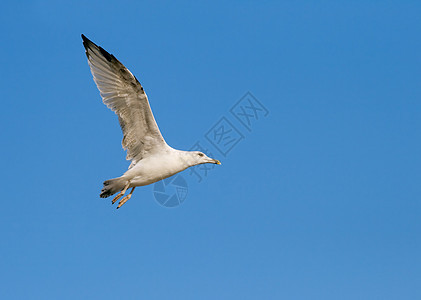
[82,34,168,166]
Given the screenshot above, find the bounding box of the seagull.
[81,34,221,209]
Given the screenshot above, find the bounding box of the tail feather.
[100,177,128,198]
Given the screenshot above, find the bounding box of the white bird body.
[81,34,220,208]
[124,149,191,187]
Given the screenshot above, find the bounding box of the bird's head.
[186,151,221,167]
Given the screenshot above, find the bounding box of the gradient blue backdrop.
[1,1,420,299]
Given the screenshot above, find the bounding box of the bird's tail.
[100,177,128,198]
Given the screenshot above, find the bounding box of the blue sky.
[1,1,420,299]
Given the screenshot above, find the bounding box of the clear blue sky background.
[1,1,420,299]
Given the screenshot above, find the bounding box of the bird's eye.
[198,153,204,157]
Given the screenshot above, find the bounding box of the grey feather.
[82,35,168,167]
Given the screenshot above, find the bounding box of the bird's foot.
[111,181,131,205]
[111,192,124,205]
[117,194,132,209]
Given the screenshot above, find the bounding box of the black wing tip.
[81,34,92,47]
[98,46,114,62]
[81,34,114,62]
[81,34,94,56]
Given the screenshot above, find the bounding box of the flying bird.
[81,34,221,209]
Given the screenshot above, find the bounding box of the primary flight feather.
[82,34,221,209]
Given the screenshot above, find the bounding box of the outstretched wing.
[82,34,167,166]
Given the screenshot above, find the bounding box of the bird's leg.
[111,181,131,205]
[117,187,135,209]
